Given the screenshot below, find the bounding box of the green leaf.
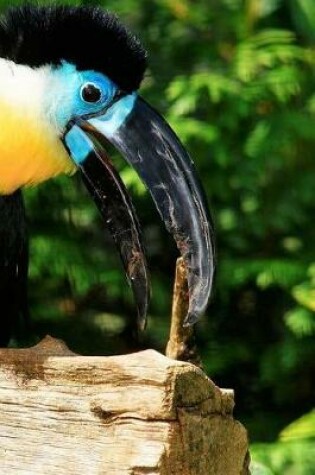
[245,121,270,158]
[251,440,315,474]
[290,0,315,41]
[285,307,315,337]
[292,283,315,311]
[280,410,315,441]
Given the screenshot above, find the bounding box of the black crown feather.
[0,5,147,92]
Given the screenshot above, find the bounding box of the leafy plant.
[0,1,314,470]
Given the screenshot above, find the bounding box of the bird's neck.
[0,59,76,195]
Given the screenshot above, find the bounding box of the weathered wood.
[0,336,249,474]
[166,257,202,367]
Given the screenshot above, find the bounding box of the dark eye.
[81,83,102,103]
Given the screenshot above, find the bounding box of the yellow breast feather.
[0,100,76,195]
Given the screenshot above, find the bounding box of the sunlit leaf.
[280,410,315,441]
[285,307,315,337]
[292,283,315,311]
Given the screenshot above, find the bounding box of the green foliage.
[285,307,315,337]
[251,409,315,474]
[0,0,314,470]
[280,410,315,441]
[251,440,315,474]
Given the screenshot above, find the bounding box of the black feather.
[0,191,29,347]
[0,4,147,92]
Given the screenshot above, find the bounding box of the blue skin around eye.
[64,93,137,165]
[48,61,119,129]
[74,71,117,116]
[55,61,137,163]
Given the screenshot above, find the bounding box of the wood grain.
[0,336,249,474]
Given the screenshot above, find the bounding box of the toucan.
[0,5,215,346]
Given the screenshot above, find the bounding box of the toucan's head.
[0,5,215,329]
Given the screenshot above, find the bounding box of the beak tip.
[183,311,201,327]
[138,318,147,332]
[137,305,148,331]
[131,272,150,332]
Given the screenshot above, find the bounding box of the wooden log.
[0,336,250,474]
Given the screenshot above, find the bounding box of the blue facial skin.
[88,93,137,138]
[49,62,118,127]
[52,61,137,166]
[64,125,95,165]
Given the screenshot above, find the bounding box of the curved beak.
[64,93,215,327]
[63,125,149,330]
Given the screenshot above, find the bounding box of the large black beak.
[64,125,149,330]
[64,93,215,327]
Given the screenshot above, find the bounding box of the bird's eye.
[81,83,102,103]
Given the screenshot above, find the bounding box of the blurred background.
[1,0,314,473]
